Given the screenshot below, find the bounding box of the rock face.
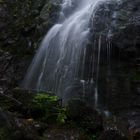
[89,0,140,139]
[93,0,140,56]
[88,0,140,111]
[91,0,140,65]
[0,0,61,94]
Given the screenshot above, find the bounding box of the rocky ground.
[0,89,130,140]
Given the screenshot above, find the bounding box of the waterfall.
[22,0,105,104]
[95,34,102,108]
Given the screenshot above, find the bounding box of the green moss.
[32,93,67,124]
[34,93,57,102]
[57,108,67,125]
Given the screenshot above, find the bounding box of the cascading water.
[22,0,105,105]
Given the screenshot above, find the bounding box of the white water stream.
[23,0,105,105]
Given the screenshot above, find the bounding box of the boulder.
[66,99,103,134]
[98,130,129,140]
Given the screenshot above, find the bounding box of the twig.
[0,92,22,105]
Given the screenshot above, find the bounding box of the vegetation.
[0,90,103,140]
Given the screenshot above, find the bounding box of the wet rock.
[0,108,10,127]
[98,130,129,140]
[89,0,140,115]
[0,51,30,93]
[0,108,43,140]
[128,118,140,140]
[0,0,61,95]
[66,99,103,134]
[92,0,140,59]
[42,126,87,140]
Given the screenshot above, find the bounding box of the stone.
[98,130,129,140]
[66,99,103,134]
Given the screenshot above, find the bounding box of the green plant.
[33,93,58,106]
[57,108,67,124]
[25,93,67,125]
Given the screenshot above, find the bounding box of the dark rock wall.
[92,0,140,59]
[90,0,140,115]
[0,0,60,93]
